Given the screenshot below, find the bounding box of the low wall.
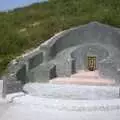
[2,21,120,97]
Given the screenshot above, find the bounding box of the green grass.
[0,0,120,75]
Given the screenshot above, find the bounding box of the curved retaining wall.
[2,21,120,97]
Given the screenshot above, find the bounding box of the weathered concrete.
[2,21,120,96]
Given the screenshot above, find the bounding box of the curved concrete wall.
[2,21,120,96]
[71,43,109,70]
[48,22,120,59]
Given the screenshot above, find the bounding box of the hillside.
[0,0,120,75]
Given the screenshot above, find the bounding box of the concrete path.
[0,95,120,120]
[0,71,120,120]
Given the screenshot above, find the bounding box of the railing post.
[2,76,7,98]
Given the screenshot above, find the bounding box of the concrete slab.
[0,95,120,120]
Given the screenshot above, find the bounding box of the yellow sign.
[87,56,96,71]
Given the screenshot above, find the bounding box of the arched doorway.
[87,56,96,71]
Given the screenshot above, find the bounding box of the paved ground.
[0,71,120,120]
[0,95,120,120]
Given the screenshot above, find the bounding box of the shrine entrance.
[87,56,96,71]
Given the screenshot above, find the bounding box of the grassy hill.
[0,0,120,75]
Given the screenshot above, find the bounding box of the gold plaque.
[87,56,96,71]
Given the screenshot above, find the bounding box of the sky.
[0,0,47,11]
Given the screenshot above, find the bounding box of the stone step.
[24,83,120,100]
[71,70,99,78]
[50,77,115,85]
[70,75,99,79]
